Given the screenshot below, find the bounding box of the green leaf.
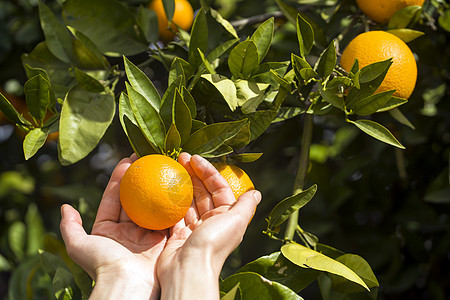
[250,17,274,64]
[348,119,405,149]
[229,153,263,163]
[438,9,450,32]
[74,68,104,93]
[220,283,240,300]
[198,48,216,74]
[281,243,370,291]
[162,0,175,22]
[0,92,32,126]
[292,54,317,82]
[246,110,278,141]
[169,58,193,87]
[315,39,336,78]
[173,89,192,145]
[188,8,208,69]
[23,127,49,160]
[386,29,425,43]
[124,56,161,112]
[267,185,317,230]
[119,93,158,157]
[25,203,45,255]
[235,80,270,114]
[359,59,392,84]
[136,6,159,43]
[349,90,396,116]
[52,267,75,300]
[228,40,259,79]
[272,107,304,123]
[69,27,111,70]
[58,86,115,165]
[160,76,183,128]
[39,1,73,63]
[63,0,148,56]
[201,74,238,111]
[275,0,298,25]
[296,14,314,58]
[209,7,239,39]
[206,39,239,65]
[225,122,251,149]
[388,5,422,29]
[329,254,379,293]
[201,144,234,158]
[388,107,414,129]
[8,222,26,260]
[239,252,320,293]
[220,272,303,299]
[24,74,51,121]
[182,87,197,119]
[127,84,166,150]
[165,123,181,152]
[319,85,344,110]
[183,119,248,155]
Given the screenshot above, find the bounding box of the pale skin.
[60,152,261,299]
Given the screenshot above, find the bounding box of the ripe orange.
[120,154,193,230]
[355,0,425,24]
[148,0,194,42]
[213,163,255,200]
[340,30,417,99]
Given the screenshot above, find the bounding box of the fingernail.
[253,190,262,204]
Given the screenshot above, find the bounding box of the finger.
[178,153,214,217]
[184,201,199,226]
[94,157,133,224]
[130,153,138,162]
[190,155,235,207]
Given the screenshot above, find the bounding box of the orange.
[120,154,193,230]
[148,0,194,42]
[340,30,417,99]
[355,0,425,24]
[213,163,255,200]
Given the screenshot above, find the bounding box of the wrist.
[160,253,220,300]
[90,265,157,300]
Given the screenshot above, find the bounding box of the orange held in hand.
[355,0,425,24]
[119,154,193,230]
[148,0,194,42]
[213,163,255,200]
[340,30,418,100]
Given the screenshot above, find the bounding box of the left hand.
[60,154,167,300]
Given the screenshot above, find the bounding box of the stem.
[230,11,285,28]
[284,113,314,241]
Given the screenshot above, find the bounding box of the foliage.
[0,0,449,299]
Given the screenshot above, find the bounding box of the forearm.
[160,257,220,300]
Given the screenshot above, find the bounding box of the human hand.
[157,153,261,299]
[60,154,167,300]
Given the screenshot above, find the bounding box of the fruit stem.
[284,113,314,241]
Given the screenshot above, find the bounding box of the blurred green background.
[0,0,448,299]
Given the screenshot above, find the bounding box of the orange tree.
[0,0,449,299]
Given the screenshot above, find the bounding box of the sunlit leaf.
[165,123,181,152]
[23,127,49,160]
[124,56,161,111]
[188,8,208,69]
[387,29,425,43]
[296,14,314,58]
[58,86,115,165]
[348,119,405,149]
[173,89,192,145]
[388,5,422,30]
[221,272,303,299]
[183,119,247,155]
[349,90,396,116]
[127,84,165,150]
[239,252,320,293]
[250,17,274,64]
[24,75,51,121]
[267,185,317,230]
[201,74,238,111]
[281,243,370,291]
[228,40,259,79]
[315,39,336,78]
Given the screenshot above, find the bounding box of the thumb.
[231,190,262,224]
